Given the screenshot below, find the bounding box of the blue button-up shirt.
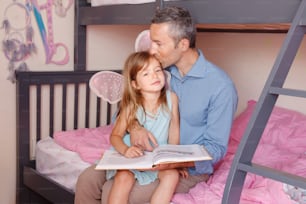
[167,50,238,175]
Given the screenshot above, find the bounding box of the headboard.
[15,70,120,203]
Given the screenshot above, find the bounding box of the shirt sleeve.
[193,83,238,175]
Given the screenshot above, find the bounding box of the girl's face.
[133,58,165,93]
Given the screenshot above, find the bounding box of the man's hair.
[151,6,196,48]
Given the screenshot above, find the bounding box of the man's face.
[149,23,182,68]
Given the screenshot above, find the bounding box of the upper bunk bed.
[74,0,301,71]
[78,0,299,28]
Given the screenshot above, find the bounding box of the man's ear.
[180,38,190,51]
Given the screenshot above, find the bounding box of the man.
[75,6,238,204]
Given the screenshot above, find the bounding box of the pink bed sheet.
[54,100,306,203]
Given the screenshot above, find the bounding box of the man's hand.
[130,125,158,152]
[178,168,189,179]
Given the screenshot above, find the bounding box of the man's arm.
[129,120,158,152]
[152,161,194,171]
[168,92,180,145]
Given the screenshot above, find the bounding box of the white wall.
[1,1,306,203]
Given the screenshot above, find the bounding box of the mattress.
[90,0,177,7]
[36,137,91,192]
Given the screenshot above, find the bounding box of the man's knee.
[75,165,106,204]
[77,165,105,188]
[101,180,113,204]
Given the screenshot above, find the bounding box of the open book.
[95,144,212,170]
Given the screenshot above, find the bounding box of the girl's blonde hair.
[118,51,168,129]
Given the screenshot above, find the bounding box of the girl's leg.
[107,170,135,204]
[103,178,159,204]
[151,169,179,204]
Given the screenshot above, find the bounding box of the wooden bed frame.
[16,0,305,203]
[16,70,120,203]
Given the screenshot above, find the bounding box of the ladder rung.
[269,87,306,97]
[238,162,306,189]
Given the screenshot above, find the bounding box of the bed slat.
[36,85,41,141]
[62,84,67,130]
[96,97,101,127]
[74,84,79,129]
[85,83,91,127]
[50,84,55,136]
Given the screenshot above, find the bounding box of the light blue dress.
[106,91,172,185]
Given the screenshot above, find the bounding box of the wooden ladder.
[222,0,306,203]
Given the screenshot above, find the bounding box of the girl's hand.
[124,146,144,158]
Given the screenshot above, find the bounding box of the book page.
[152,144,212,165]
[95,144,212,170]
[95,150,154,170]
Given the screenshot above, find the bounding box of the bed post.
[16,72,38,203]
[156,0,164,9]
[74,0,88,71]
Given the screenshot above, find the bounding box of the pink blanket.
[172,100,306,204]
[54,124,113,163]
[54,100,306,203]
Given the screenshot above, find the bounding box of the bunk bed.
[16,0,306,203]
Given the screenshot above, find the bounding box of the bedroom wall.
[87,29,306,116]
[198,32,306,115]
[0,0,74,203]
[0,2,306,203]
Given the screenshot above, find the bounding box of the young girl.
[105,51,180,204]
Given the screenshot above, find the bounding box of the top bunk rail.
[78,0,302,28]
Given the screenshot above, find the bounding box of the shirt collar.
[168,49,207,79]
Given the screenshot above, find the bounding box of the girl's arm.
[110,108,130,155]
[168,92,180,145]
[111,107,144,158]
